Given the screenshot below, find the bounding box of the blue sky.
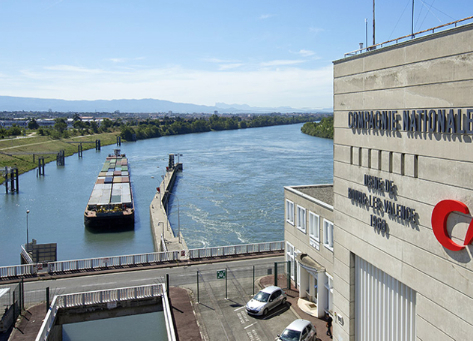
[0,1,471,109]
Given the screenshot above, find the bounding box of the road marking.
[244,322,257,329]
[246,329,261,341]
[81,282,116,287]
[234,306,245,312]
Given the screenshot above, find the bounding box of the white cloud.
[260,60,305,67]
[298,49,316,57]
[107,57,146,63]
[43,65,105,74]
[309,27,324,34]
[259,14,274,20]
[203,58,241,64]
[109,58,127,63]
[1,64,334,109]
[218,63,243,70]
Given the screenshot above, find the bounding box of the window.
[309,212,319,240]
[309,212,320,250]
[286,200,294,225]
[296,205,306,233]
[325,274,333,313]
[286,242,295,280]
[323,219,334,251]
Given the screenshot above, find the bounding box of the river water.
[0,123,332,266]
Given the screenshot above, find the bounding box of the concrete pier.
[150,163,189,256]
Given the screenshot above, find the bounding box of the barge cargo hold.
[84,149,134,230]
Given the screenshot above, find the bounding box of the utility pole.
[373,0,376,46]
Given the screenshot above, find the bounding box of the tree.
[7,125,22,136]
[120,126,135,141]
[54,118,67,134]
[301,116,334,139]
[28,119,39,130]
[102,118,113,129]
[90,121,99,133]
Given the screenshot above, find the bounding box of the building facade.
[286,21,473,341]
[284,185,334,318]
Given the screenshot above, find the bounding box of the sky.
[0,0,472,110]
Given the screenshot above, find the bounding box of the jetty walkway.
[149,162,189,254]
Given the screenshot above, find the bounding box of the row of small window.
[351,147,419,177]
[286,200,334,251]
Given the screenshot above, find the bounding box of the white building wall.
[333,23,473,341]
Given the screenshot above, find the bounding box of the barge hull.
[84,150,134,230]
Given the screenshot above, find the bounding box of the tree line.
[301,116,334,139]
[1,113,328,141]
[120,114,326,141]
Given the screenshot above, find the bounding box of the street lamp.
[174,153,183,164]
[168,192,181,244]
[26,209,30,247]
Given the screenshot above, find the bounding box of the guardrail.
[35,283,170,341]
[344,16,473,57]
[0,264,38,278]
[188,241,284,258]
[0,241,284,280]
[21,245,33,264]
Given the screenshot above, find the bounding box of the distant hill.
[0,96,331,114]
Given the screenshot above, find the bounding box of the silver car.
[276,319,317,341]
[245,285,287,316]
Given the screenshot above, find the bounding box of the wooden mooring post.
[95,139,101,151]
[116,136,121,146]
[4,167,19,194]
[37,157,45,176]
[78,143,83,158]
[57,150,65,166]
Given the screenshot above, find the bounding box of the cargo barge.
[84,149,134,230]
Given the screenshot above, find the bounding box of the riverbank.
[0,132,120,184]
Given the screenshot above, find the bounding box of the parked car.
[276,319,317,341]
[245,285,287,316]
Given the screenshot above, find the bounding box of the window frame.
[286,199,295,225]
[296,205,307,233]
[323,219,334,251]
[325,273,334,313]
[309,211,320,250]
[286,242,295,280]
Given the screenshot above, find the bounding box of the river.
[0,123,333,266]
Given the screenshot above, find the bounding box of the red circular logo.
[431,200,473,251]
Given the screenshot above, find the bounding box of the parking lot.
[193,276,299,341]
[175,262,327,341]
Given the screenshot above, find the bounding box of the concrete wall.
[333,23,473,341]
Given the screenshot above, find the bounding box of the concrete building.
[285,19,473,341]
[284,185,334,319]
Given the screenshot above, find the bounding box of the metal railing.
[345,16,473,57]
[20,245,33,264]
[0,264,38,278]
[47,250,180,273]
[0,241,284,279]
[35,283,169,341]
[188,241,284,258]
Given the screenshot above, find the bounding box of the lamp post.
[168,192,181,244]
[174,153,183,164]
[26,209,30,247]
[157,166,166,208]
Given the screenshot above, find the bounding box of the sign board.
[217,269,226,279]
